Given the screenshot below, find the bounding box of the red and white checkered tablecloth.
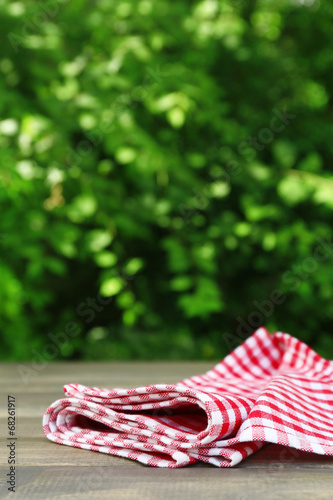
[43,327,333,467]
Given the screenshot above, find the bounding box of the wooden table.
[2,362,333,499]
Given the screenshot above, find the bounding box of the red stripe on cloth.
[43,327,333,467]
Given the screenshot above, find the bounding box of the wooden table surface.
[1,361,333,499]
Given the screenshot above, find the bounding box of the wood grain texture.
[1,362,333,499]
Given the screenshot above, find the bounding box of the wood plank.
[2,465,333,500]
[2,362,333,499]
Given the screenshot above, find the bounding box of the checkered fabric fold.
[43,327,333,467]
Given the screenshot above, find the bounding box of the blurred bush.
[1,0,333,361]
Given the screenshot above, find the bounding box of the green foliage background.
[1,0,333,361]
